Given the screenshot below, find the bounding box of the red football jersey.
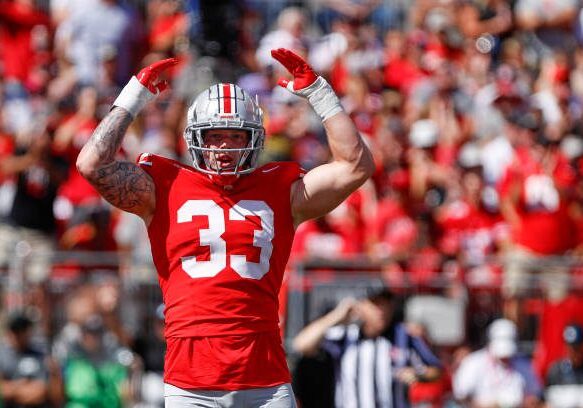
[138,154,303,389]
[139,153,303,337]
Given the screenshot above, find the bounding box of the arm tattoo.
[93,161,154,211]
[82,107,154,212]
[87,107,133,160]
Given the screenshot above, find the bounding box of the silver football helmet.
[184,83,265,176]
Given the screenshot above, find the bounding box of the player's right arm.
[76,58,176,223]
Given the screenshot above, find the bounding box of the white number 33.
[177,200,274,280]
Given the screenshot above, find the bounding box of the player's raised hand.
[113,58,178,117]
[137,58,178,94]
[270,48,317,92]
[270,47,342,122]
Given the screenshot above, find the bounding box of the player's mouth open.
[216,156,235,168]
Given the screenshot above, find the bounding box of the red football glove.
[136,58,178,94]
[270,48,343,121]
[271,48,317,91]
[113,58,178,117]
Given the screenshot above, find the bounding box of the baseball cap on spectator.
[487,318,517,358]
[563,324,583,346]
[409,119,438,148]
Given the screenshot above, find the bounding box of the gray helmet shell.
[184,83,265,176]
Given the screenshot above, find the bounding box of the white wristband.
[112,76,155,117]
[287,76,343,122]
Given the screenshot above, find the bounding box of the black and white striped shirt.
[322,322,442,408]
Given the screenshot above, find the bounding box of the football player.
[76,48,374,407]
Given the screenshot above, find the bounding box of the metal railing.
[2,248,583,349]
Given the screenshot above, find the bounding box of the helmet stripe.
[233,84,238,114]
[222,83,232,113]
[214,84,220,113]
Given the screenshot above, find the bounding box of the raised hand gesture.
[270,47,342,122]
[136,58,177,94]
[114,58,178,117]
[270,48,317,92]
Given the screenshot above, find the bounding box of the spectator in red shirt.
[291,213,357,262]
[382,30,426,95]
[498,109,577,323]
[146,0,188,54]
[435,144,508,287]
[0,0,50,87]
[532,295,583,382]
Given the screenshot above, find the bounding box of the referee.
[292,289,442,408]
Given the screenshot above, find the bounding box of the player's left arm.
[271,48,375,226]
[291,112,373,224]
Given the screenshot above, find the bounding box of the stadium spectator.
[114,209,153,280]
[61,313,134,407]
[133,303,166,408]
[452,318,542,408]
[434,147,508,287]
[546,324,583,407]
[369,183,419,263]
[532,294,583,386]
[0,311,63,408]
[76,45,374,407]
[498,106,577,324]
[514,0,580,56]
[291,214,356,261]
[255,7,309,69]
[54,0,135,86]
[315,0,405,37]
[52,86,101,217]
[0,129,68,284]
[52,286,99,365]
[292,289,443,408]
[457,0,513,42]
[145,0,188,55]
[52,283,131,364]
[0,0,51,91]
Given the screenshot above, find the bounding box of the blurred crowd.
[3,0,583,406]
